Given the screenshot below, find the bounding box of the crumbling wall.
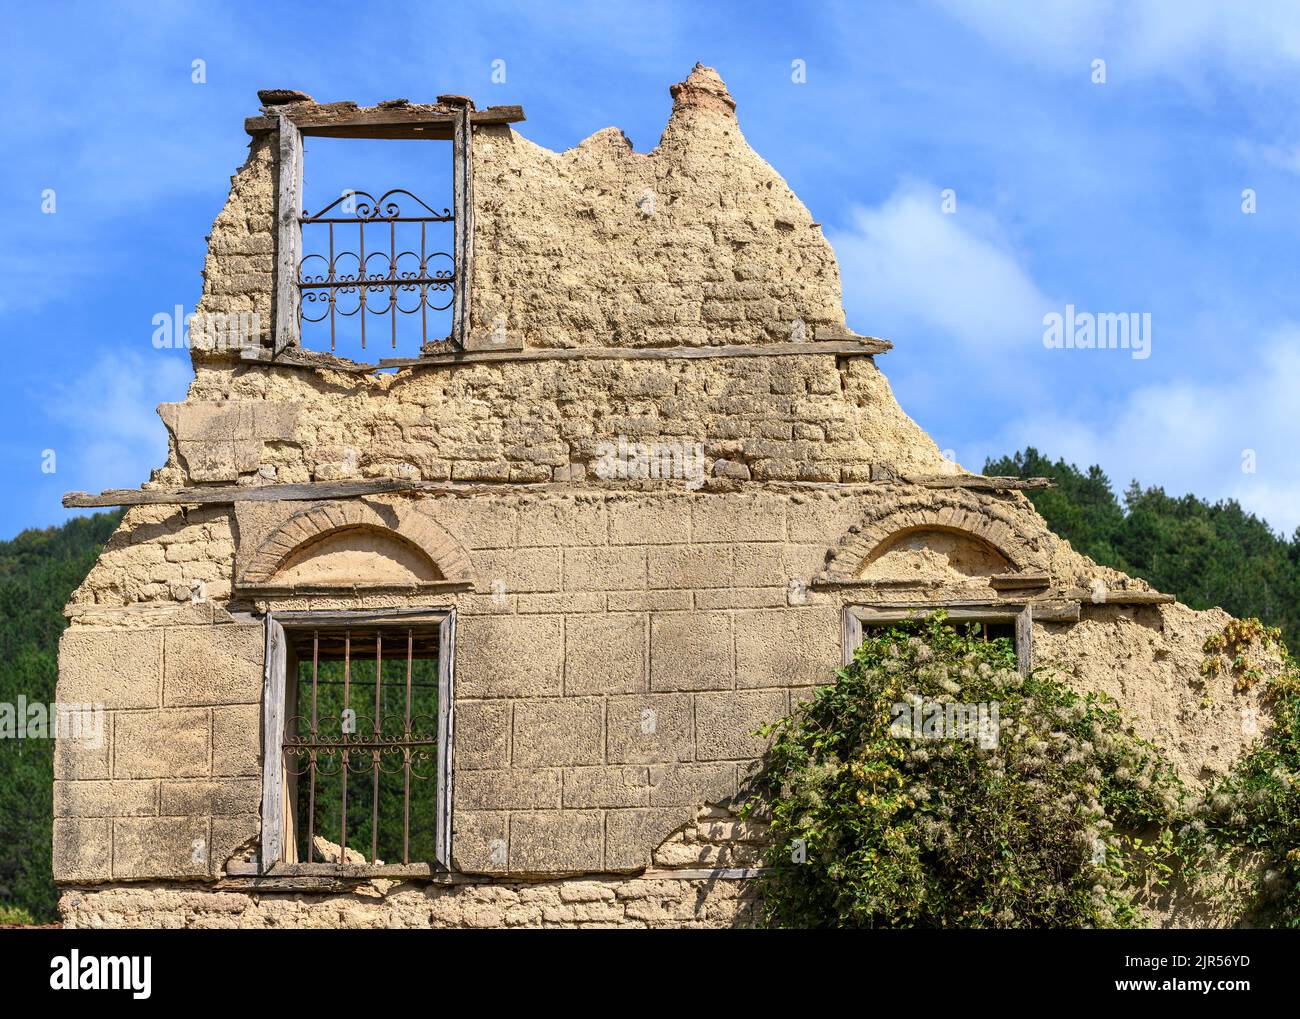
[1034,602,1267,782]
[190,64,845,364]
[59,874,759,929]
[193,137,275,349]
[470,65,844,349]
[67,505,236,606]
[145,354,953,491]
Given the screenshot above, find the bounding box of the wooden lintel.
[377,337,891,369]
[849,600,1081,624]
[905,474,1055,491]
[63,478,420,508]
[244,104,525,139]
[989,572,1052,589]
[1066,587,1176,605]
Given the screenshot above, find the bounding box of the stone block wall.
[53,618,263,884]
[59,875,759,929]
[54,484,1270,926]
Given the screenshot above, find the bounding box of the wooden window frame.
[842,603,1038,677]
[259,607,456,876]
[270,101,474,358]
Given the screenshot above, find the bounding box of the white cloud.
[1236,138,1300,176]
[830,182,1300,535]
[936,0,1300,82]
[971,326,1300,535]
[829,181,1053,351]
[44,351,191,495]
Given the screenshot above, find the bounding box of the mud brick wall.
[189,65,844,363]
[469,65,844,350]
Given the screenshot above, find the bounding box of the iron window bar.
[297,189,455,352]
[282,626,439,866]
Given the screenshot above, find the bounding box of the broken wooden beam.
[905,473,1056,491]
[1065,587,1176,605]
[377,337,891,369]
[63,478,421,508]
[813,326,892,349]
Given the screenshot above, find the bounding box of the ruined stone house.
[53,66,1264,928]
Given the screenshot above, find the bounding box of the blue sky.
[3,0,1299,538]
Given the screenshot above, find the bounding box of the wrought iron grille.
[297,189,455,352]
[283,627,441,865]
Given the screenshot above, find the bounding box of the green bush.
[0,903,37,926]
[744,614,1184,928]
[1180,620,1300,926]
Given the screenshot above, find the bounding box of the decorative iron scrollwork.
[297,188,454,351]
[284,712,439,782]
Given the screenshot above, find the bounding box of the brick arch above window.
[239,499,474,588]
[815,495,1051,585]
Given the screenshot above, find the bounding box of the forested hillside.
[0,511,121,922]
[987,448,1300,649]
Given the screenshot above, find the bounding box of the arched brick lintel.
[818,503,1047,583]
[240,500,474,586]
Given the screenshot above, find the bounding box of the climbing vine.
[1180,621,1300,925]
[744,614,1183,928]
[745,613,1300,928]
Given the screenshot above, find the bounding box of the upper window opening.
[298,137,456,361]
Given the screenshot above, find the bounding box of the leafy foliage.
[0,903,37,925]
[0,511,122,923]
[1181,621,1300,926]
[745,615,1183,928]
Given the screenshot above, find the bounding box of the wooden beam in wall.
[904,474,1056,491]
[244,105,525,140]
[62,478,421,508]
[273,113,303,356]
[376,337,892,369]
